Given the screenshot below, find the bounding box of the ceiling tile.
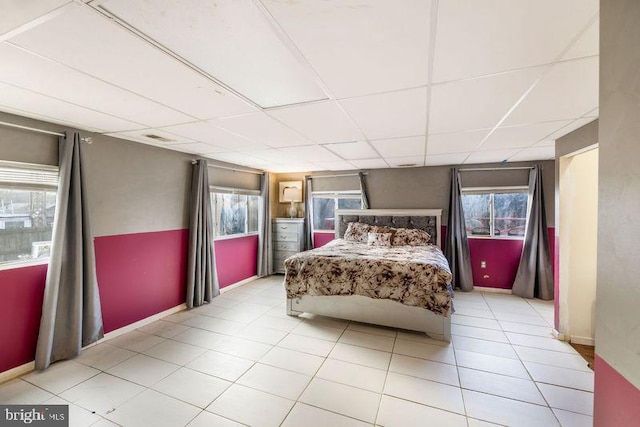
[250,149,299,163]
[0,44,192,128]
[0,0,71,35]
[433,0,598,82]
[562,17,599,60]
[429,67,544,134]
[206,151,266,167]
[504,57,599,125]
[161,121,265,151]
[425,153,469,166]
[101,0,327,108]
[340,87,427,139]
[262,0,432,98]
[215,112,312,148]
[323,141,378,160]
[349,158,389,169]
[464,149,521,165]
[104,128,195,145]
[10,5,256,120]
[267,101,364,143]
[165,142,226,154]
[385,156,425,168]
[509,146,555,162]
[427,130,488,155]
[314,161,358,171]
[481,120,572,150]
[547,117,598,140]
[278,145,343,163]
[370,136,426,158]
[267,164,317,173]
[535,139,555,147]
[0,82,141,132]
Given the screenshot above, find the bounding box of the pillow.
[372,225,397,240]
[343,222,372,243]
[392,227,432,246]
[367,232,392,247]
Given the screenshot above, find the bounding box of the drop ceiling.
[0,0,599,172]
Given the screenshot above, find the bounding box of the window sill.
[467,235,524,241]
[0,258,49,272]
[213,232,259,242]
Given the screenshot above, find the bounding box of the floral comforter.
[283,239,453,316]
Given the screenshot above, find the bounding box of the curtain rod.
[458,166,535,172]
[311,172,367,179]
[191,159,263,175]
[0,120,65,137]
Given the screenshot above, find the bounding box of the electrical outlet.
[480,261,487,268]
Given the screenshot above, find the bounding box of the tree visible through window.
[312,193,362,231]
[0,162,58,265]
[461,191,528,238]
[210,192,259,238]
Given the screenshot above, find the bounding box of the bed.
[283,209,453,341]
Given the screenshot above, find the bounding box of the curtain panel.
[358,172,370,209]
[512,165,554,300]
[257,173,272,276]
[304,175,313,250]
[444,168,474,291]
[35,132,103,370]
[186,159,218,308]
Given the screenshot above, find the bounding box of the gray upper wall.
[556,119,598,158]
[311,160,556,226]
[596,0,640,389]
[0,111,261,237]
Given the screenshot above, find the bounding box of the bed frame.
[286,209,451,342]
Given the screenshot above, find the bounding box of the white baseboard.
[553,329,567,341]
[473,286,512,294]
[0,361,35,384]
[570,335,595,346]
[220,275,259,293]
[102,303,187,342]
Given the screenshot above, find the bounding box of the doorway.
[558,146,598,346]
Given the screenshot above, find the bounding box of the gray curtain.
[512,165,554,300]
[358,172,370,209]
[444,168,474,291]
[304,175,313,250]
[186,160,218,308]
[257,173,272,276]
[35,132,103,370]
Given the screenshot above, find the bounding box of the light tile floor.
[1,276,594,426]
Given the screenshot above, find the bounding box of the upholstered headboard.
[335,209,442,247]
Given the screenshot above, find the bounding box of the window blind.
[0,161,58,190]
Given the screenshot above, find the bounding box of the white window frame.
[0,160,59,271]
[210,186,260,241]
[461,186,529,240]
[311,190,363,233]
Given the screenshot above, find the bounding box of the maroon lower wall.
[94,229,189,333]
[313,232,336,248]
[0,264,47,373]
[1,229,259,374]
[594,354,640,426]
[214,234,259,288]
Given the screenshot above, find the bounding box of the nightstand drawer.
[274,223,299,233]
[274,241,299,251]
[273,232,299,242]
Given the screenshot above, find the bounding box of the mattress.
[284,239,453,316]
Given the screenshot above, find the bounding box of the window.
[461,189,528,238]
[312,191,362,231]
[210,188,260,238]
[0,161,58,266]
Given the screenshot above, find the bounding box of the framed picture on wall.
[279,181,303,203]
